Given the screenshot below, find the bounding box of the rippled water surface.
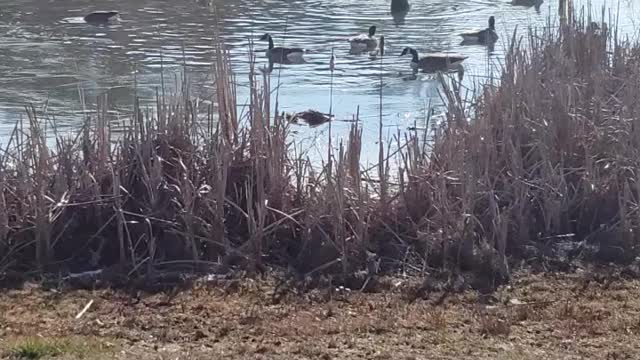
[0,0,637,157]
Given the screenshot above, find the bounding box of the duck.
[83,11,119,24]
[459,16,498,45]
[399,47,467,73]
[391,0,410,13]
[349,26,379,54]
[284,110,333,127]
[259,33,306,64]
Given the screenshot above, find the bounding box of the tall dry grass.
[1,8,639,290]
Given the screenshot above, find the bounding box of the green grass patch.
[10,339,62,359]
[3,337,112,359]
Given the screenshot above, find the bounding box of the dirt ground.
[1,270,640,360]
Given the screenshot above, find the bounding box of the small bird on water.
[83,11,119,25]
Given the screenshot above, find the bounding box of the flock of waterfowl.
[254,0,544,126]
[255,0,543,76]
[82,0,543,75]
[79,0,544,127]
[259,14,498,75]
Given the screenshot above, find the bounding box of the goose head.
[259,33,275,49]
[368,25,377,37]
[488,16,496,31]
[399,47,416,57]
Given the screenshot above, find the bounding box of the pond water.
[0,0,637,162]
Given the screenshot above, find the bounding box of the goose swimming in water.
[349,26,379,54]
[400,47,467,73]
[83,11,119,24]
[259,33,306,64]
[459,16,499,45]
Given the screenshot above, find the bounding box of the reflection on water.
[0,0,637,159]
[391,10,410,26]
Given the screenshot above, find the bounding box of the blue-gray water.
[0,0,637,163]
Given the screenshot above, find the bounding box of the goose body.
[459,16,498,45]
[83,11,119,24]
[391,0,410,13]
[349,26,379,54]
[400,47,467,73]
[260,34,306,64]
[511,0,543,7]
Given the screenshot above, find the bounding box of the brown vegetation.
[1,9,640,291]
[1,273,640,359]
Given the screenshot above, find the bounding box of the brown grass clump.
[431,12,640,270]
[1,7,640,291]
[477,310,512,337]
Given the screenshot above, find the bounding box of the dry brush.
[1,10,639,291]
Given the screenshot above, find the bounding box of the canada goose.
[391,0,410,13]
[459,16,499,45]
[399,47,467,73]
[259,33,306,64]
[349,26,379,54]
[83,11,119,24]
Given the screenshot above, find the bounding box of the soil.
[1,270,640,359]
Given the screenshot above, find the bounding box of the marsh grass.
[1,5,639,291]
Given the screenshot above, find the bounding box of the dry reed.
[0,7,639,291]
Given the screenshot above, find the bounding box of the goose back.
[84,11,119,24]
[260,34,305,64]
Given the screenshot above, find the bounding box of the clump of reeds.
[1,6,639,291]
[405,7,640,275]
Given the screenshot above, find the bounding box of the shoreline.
[2,271,639,359]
